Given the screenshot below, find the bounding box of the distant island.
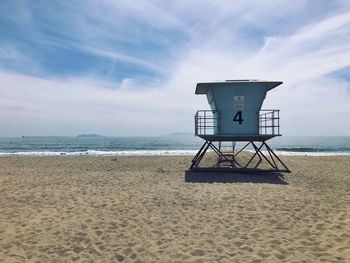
[76,134,106,138]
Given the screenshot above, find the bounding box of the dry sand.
[0,155,349,262]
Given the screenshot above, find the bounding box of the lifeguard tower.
[189,80,290,173]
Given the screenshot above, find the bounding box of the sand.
[0,155,349,262]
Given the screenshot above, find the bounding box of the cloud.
[0,70,196,136]
[244,11,350,82]
[0,0,350,136]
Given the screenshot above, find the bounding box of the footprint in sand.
[190,249,206,257]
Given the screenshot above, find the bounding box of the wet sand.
[0,155,349,262]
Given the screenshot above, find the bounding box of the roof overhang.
[195,80,283,94]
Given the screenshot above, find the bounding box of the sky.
[0,0,350,137]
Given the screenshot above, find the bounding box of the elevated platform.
[195,109,281,139]
[198,134,280,142]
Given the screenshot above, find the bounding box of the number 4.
[233,111,243,124]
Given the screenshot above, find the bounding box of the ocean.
[0,135,349,156]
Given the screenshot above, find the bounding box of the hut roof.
[195,80,283,94]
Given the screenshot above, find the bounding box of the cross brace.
[190,140,290,173]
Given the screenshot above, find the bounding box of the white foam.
[0,150,200,156]
[275,151,350,156]
[247,150,350,156]
[1,149,349,157]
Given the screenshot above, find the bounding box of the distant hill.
[76,134,106,138]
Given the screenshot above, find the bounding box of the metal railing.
[195,110,220,136]
[194,109,280,136]
[259,110,280,135]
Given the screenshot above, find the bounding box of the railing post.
[195,114,197,136]
[278,110,280,135]
[204,111,206,135]
[272,110,275,135]
[217,110,220,135]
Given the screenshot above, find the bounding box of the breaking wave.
[0,150,199,156]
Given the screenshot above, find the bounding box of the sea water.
[0,135,349,156]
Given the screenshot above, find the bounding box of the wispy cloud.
[0,0,349,136]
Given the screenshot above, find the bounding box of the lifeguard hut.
[189,80,290,173]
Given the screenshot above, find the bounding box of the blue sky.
[1,0,350,136]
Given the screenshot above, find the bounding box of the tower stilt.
[190,140,290,173]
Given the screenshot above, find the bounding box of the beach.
[0,155,349,262]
